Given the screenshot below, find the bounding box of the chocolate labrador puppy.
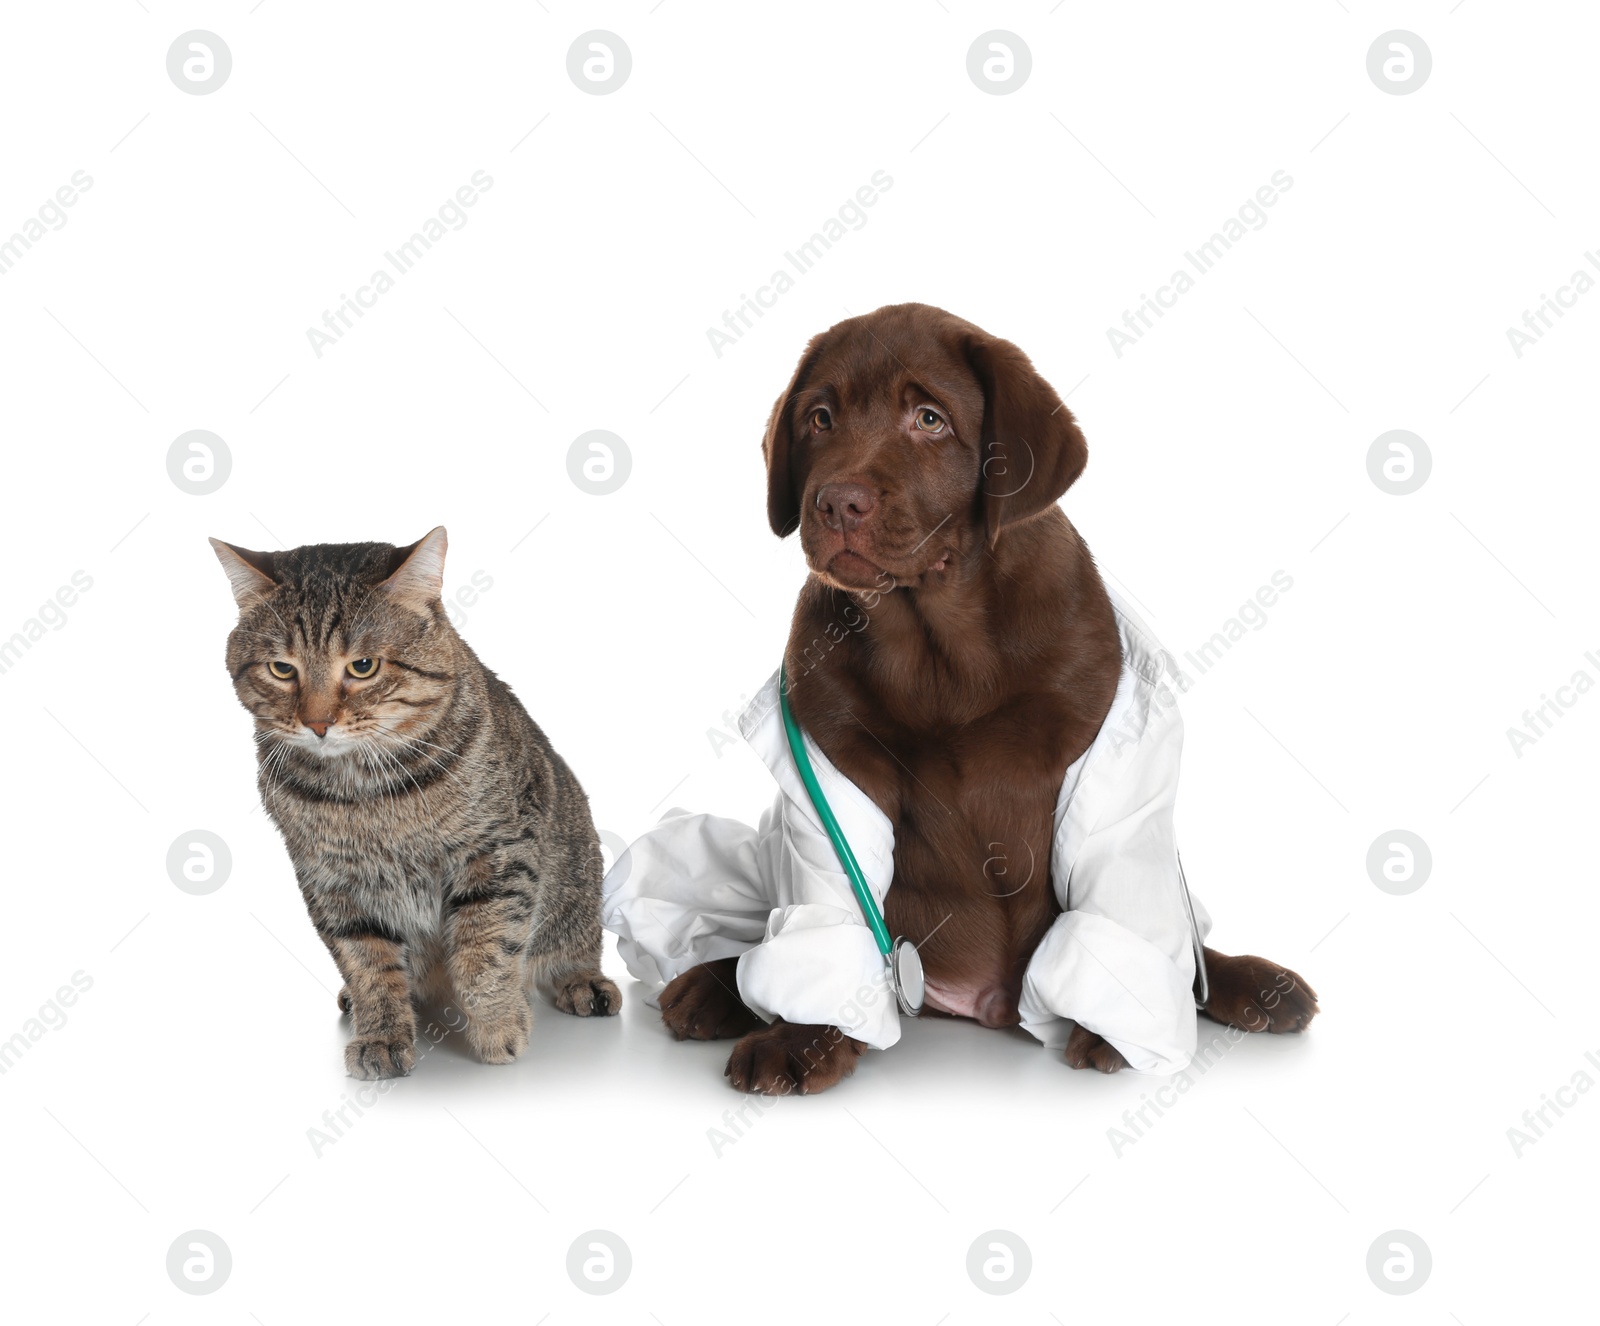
[660,303,1317,1093]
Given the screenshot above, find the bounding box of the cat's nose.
[304,719,333,738]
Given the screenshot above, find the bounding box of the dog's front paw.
[345,1035,416,1079]
[1203,950,1320,1033]
[1063,1024,1129,1073]
[660,958,762,1040]
[725,1020,863,1096]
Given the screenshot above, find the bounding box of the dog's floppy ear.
[761,332,830,538]
[964,331,1088,546]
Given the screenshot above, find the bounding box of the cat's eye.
[346,658,379,679]
[914,408,946,434]
[267,661,296,680]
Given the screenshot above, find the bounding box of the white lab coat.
[602,589,1213,1074]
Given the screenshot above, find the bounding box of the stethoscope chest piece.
[891,937,924,1016]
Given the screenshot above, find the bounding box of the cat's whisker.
[387,752,437,830]
[366,734,468,797]
[365,738,444,839]
[353,742,401,825]
[368,729,484,795]
[371,723,494,774]
[256,739,292,806]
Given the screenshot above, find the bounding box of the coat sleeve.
[1018,662,1208,1073]
[600,810,774,1000]
[734,683,903,1050]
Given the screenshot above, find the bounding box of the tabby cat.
[212,526,619,1078]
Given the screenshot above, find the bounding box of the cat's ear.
[379,526,447,611]
[209,538,278,609]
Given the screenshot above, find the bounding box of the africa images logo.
[704,170,895,358]
[1105,171,1294,357]
[304,172,495,358]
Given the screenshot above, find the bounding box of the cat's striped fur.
[212,527,618,1078]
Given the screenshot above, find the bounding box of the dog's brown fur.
[661,304,1318,1093]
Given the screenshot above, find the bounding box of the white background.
[1,2,1595,1319]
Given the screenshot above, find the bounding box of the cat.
[211,526,619,1078]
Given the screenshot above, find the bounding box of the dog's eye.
[811,408,832,431]
[914,408,946,434]
[267,660,297,680]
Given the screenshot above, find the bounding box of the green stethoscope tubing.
[777,663,894,956]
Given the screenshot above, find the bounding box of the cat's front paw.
[552,970,622,1017]
[345,1035,416,1079]
[466,1000,532,1065]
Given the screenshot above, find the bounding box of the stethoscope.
[778,664,925,1016]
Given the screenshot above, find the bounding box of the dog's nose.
[816,483,877,532]
[304,719,333,738]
